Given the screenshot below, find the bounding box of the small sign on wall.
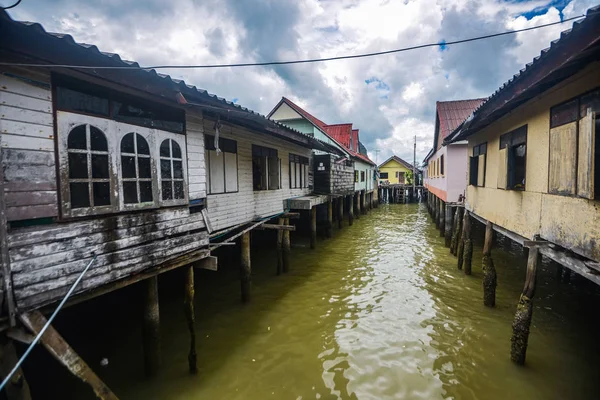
[317,162,326,171]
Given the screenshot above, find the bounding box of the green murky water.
[25,204,600,399]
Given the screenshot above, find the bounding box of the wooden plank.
[8,207,192,247]
[1,120,54,140]
[549,122,577,195]
[0,74,52,101]
[5,191,56,207]
[0,92,52,113]
[577,111,595,199]
[477,154,485,187]
[0,147,16,326]
[4,181,56,192]
[193,256,218,271]
[255,224,296,231]
[497,148,507,189]
[20,311,119,400]
[540,247,600,286]
[0,105,53,126]
[7,204,58,221]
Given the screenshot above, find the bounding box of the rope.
[0,255,97,392]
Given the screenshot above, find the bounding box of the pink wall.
[424,143,467,203]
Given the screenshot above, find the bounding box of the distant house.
[424,99,485,203]
[378,155,415,185]
[268,97,377,208]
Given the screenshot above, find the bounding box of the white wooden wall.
[0,70,58,221]
[193,115,313,231]
[354,160,375,192]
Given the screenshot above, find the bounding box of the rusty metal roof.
[436,99,486,142]
[447,5,600,143]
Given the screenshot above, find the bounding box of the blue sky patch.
[365,77,390,91]
[438,40,447,51]
[517,0,568,19]
[232,98,238,103]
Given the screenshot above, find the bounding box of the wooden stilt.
[338,196,344,229]
[457,210,468,269]
[355,193,361,218]
[282,218,291,273]
[439,200,446,237]
[276,217,284,275]
[0,336,31,400]
[240,231,251,303]
[20,311,118,400]
[482,221,497,307]
[463,213,473,275]
[510,247,540,365]
[183,266,197,374]
[143,276,160,377]
[310,206,317,249]
[347,196,354,226]
[434,197,440,225]
[444,204,453,247]
[451,207,463,256]
[326,199,333,238]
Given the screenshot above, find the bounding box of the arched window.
[160,139,184,200]
[121,132,153,204]
[67,124,110,208]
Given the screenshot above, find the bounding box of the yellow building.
[446,7,599,366]
[378,155,414,185]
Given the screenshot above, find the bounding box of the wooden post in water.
[277,217,284,275]
[310,205,317,249]
[0,336,31,400]
[444,204,453,247]
[354,193,361,219]
[282,217,291,273]
[510,246,540,365]
[439,200,445,237]
[450,207,463,256]
[348,195,354,226]
[457,210,468,269]
[338,196,344,229]
[434,197,440,227]
[240,231,251,302]
[143,276,160,377]
[482,221,497,307]
[463,213,473,275]
[326,199,333,238]
[183,266,197,374]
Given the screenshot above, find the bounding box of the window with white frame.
[57,109,187,217]
[206,135,238,194]
[252,145,279,190]
[289,154,309,189]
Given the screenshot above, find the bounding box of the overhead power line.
[1,0,22,10]
[0,14,588,70]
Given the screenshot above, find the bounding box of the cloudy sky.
[5,0,597,163]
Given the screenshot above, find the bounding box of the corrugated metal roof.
[446,5,600,143]
[0,10,344,154]
[437,99,486,141]
[323,123,352,148]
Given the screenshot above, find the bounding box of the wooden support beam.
[354,193,360,219]
[310,206,317,249]
[347,195,354,226]
[281,212,300,219]
[193,256,218,271]
[256,224,296,231]
[183,266,197,374]
[0,336,31,400]
[6,328,35,345]
[463,212,473,275]
[0,147,16,327]
[282,217,291,273]
[20,311,117,400]
[511,247,540,365]
[326,199,333,238]
[276,217,284,276]
[240,232,251,303]
[143,276,160,377]
[457,209,467,270]
[439,200,445,238]
[482,221,497,307]
[444,204,453,247]
[338,196,344,229]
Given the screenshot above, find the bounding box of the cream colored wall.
[467,62,600,262]
[270,102,301,120]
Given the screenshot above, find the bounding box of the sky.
[5,0,598,164]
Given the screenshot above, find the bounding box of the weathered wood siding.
[200,116,313,231]
[0,70,58,221]
[186,113,207,201]
[8,206,208,311]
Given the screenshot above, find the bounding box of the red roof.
[435,99,486,149]
[275,97,376,165]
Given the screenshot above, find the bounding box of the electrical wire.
[0,255,97,393]
[1,0,22,10]
[0,14,588,70]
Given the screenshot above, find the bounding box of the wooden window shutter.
[469,156,478,185]
[477,154,486,186]
[497,147,507,189]
[577,111,595,199]
[549,121,577,195]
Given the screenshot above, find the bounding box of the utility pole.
[374,149,380,165]
[413,136,416,190]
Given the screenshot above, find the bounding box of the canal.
[23,204,600,399]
